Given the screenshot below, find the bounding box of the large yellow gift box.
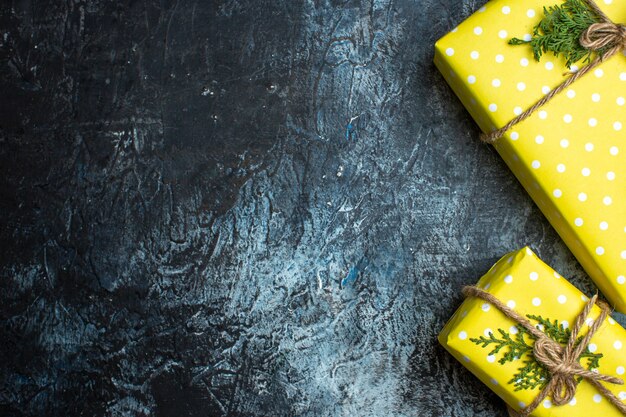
[434,0,626,311]
[439,247,626,416]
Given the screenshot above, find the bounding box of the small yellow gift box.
[434,0,626,311]
[439,247,626,416]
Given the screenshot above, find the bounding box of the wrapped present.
[439,247,626,416]
[434,0,626,311]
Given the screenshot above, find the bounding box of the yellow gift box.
[439,247,626,416]
[434,0,626,311]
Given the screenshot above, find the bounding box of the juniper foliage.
[509,0,607,68]
[470,315,603,391]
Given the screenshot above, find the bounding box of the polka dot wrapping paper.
[434,0,626,312]
[439,247,626,416]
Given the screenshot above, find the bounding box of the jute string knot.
[462,286,626,417]
[481,0,626,144]
[580,22,626,53]
[531,338,578,405]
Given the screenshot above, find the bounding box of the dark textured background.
[1,1,622,416]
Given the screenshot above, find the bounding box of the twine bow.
[481,0,626,143]
[462,286,626,416]
[581,22,626,54]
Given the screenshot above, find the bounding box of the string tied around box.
[462,286,626,416]
[481,0,626,144]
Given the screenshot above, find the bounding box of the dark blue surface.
[1,1,621,416]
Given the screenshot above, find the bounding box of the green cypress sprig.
[511,358,549,391]
[470,315,604,391]
[471,327,532,365]
[509,0,609,68]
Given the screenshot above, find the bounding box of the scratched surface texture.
[1,1,623,416]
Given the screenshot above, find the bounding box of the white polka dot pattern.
[434,0,626,312]
[438,247,626,417]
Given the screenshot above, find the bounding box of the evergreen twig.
[509,0,609,68]
[470,314,604,391]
